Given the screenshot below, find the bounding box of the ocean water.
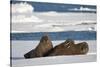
[11,31,96,40]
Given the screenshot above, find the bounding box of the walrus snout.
[75,42,89,54]
[80,42,89,54]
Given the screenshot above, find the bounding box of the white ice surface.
[11,13,96,32]
[11,40,97,66]
[12,54,96,67]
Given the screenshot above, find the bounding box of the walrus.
[24,35,53,59]
[44,39,75,56]
[74,42,89,54]
[46,40,89,56]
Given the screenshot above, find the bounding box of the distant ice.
[11,12,96,32]
[68,6,96,12]
[11,23,96,33]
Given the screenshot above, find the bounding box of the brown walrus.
[24,35,53,59]
[74,42,89,54]
[46,40,89,56]
[44,39,75,56]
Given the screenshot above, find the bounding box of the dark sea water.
[11,31,96,40]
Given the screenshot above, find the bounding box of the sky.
[11,1,96,12]
[11,0,97,5]
[11,0,96,23]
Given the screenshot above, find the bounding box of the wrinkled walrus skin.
[24,35,53,59]
[46,40,89,56]
[74,42,89,54]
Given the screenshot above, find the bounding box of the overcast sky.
[11,0,97,5]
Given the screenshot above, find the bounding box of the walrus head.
[34,35,53,57]
[75,42,89,54]
[40,35,50,43]
[24,35,53,58]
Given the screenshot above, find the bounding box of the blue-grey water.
[11,31,96,40]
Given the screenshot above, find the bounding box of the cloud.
[39,11,67,16]
[11,2,43,23]
[12,2,34,14]
[12,14,43,23]
[68,6,96,11]
[40,11,60,16]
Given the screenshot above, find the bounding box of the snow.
[11,12,96,32]
[11,40,96,66]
